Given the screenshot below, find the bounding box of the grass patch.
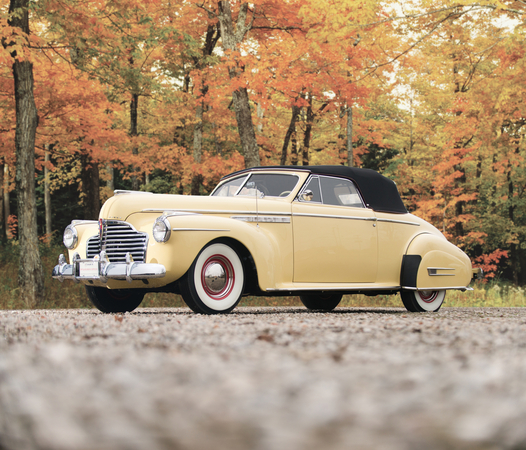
[0,243,524,309]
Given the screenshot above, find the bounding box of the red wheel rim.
[201,254,235,300]
[419,290,439,303]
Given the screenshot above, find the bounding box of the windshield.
[211,173,299,198]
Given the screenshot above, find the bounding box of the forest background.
[1,0,525,307]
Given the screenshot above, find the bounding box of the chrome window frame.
[296,175,322,204]
[296,175,366,208]
[210,174,251,197]
[212,173,301,198]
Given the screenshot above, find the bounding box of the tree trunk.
[280,103,302,165]
[301,97,314,166]
[453,166,466,238]
[507,163,520,285]
[291,130,298,166]
[0,160,3,241]
[190,174,203,195]
[130,92,140,190]
[44,150,52,242]
[217,1,260,168]
[80,153,100,220]
[212,122,222,156]
[193,101,204,164]
[3,164,10,240]
[346,106,353,167]
[8,0,45,307]
[256,103,265,134]
[107,164,115,192]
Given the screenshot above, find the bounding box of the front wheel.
[180,242,245,314]
[400,289,446,312]
[85,286,145,313]
[300,293,343,311]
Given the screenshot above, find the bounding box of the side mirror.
[301,190,314,202]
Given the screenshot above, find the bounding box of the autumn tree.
[2,0,45,307]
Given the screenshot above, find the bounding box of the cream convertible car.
[53,166,479,314]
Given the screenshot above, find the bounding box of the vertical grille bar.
[86,221,148,262]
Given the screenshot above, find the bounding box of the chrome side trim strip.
[402,286,473,291]
[377,218,420,226]
[231,216,291,223]
[71,220,98,225]
[292,212,376,222]
[172,228,230,232]
[115,190,153,195]
[143,209,291,216]
[266,286,400,292]
[428,267,455,276]
[141,209,200,215]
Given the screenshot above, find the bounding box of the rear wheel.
[400,289,446,312]
[300,293,343,311]
[85,286,144,313]
[180,242,245,314]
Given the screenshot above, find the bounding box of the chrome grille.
[86,221,148,262]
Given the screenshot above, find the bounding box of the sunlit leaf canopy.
[1,0,525,283]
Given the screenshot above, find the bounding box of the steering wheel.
[279,191,291,197]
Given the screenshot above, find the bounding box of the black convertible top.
[223,165,407,214]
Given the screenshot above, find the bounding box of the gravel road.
[1,306,526,450]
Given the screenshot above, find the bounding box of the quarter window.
[319,176,364,208]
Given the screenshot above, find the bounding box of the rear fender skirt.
[400,255,422,289]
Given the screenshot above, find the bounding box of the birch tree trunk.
[217,1,260,168]
[7,0,45,307]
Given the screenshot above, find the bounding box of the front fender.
[130,213,292,290]
[402,233,472,290]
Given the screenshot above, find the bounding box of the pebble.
[1,306,526,450]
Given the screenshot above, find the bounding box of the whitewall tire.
[401,289,446,312]
[180,242,245,314]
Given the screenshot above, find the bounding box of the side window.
[320,176,364,208]
[298,176,322,202]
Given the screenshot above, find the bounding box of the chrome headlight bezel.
[153,216,171,243]
[63,224,78,249]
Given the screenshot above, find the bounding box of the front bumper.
[52,252,166,284]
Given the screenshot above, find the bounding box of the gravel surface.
[1,306,526,450]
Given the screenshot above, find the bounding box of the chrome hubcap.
[203,262,227,293]
[419,290,439,303]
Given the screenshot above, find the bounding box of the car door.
[292,175,378,283]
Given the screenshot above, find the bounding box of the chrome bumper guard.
[52,252,166,284]
[472,268,484,280]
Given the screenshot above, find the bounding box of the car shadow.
[123,306,409,316]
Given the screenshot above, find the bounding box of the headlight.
[153,216,171,243]
[63,225,78,249]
